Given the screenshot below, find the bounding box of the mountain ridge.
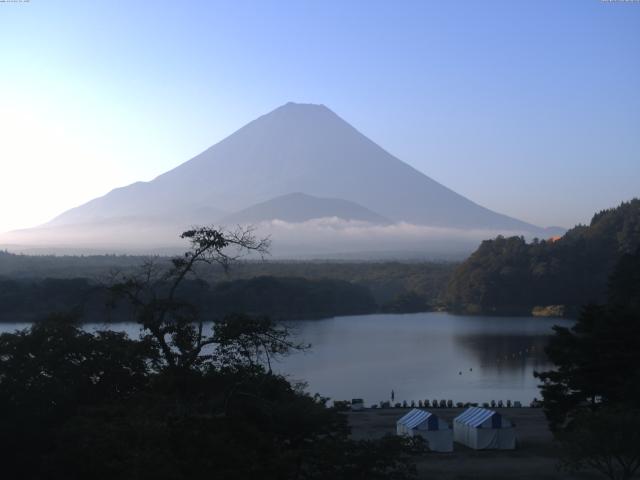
[221,192,391,225]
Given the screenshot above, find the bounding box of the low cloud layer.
[232,217,534,259]
[0,216,537,259]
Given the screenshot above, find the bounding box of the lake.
[0,312,571,406]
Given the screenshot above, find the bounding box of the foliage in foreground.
[557,408,640,480]
[0,227,424,480]
[536,247,640,480]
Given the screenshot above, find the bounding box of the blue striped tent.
[453,407,516,450]
[396,409,453,452]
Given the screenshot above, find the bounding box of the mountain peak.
[281,101,328,110]
[268,102,334,120]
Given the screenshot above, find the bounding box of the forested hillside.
[0,253,455,317]
[445,199,640,315]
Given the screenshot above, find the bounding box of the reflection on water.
[277,312,572,405]
[0,312,572,405]
[454,333,550,372]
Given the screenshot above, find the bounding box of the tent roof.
[454,407,499,427]
[397,409,433,429]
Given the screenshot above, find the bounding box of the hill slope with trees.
[445,199,640,316]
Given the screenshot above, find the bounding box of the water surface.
[278,312,569,405]
[0,312,571,405]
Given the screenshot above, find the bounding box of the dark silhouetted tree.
[558,408,640,480]
[535,248,640,480]
[0,227,424,480]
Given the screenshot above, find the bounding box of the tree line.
[0,275,380,323]
[0,251,456,318]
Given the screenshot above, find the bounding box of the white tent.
[453,407,516,450]
[396,409,453,452]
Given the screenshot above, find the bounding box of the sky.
[0,0,638,233]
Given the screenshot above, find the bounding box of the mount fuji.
[2,102,562,257]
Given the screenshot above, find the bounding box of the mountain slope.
[48,102,545,232]
[221,193,391,225]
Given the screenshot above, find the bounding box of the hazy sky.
[1,0,638,233]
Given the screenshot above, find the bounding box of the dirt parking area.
[347,408,601,480]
